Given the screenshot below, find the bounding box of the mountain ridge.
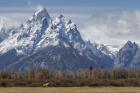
[0,7,139,71]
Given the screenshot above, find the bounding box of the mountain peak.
[126,40,132,44]
[32,7,50,22]
[35,7,47,15]
[124,40,138,48]
[58,14,65,19]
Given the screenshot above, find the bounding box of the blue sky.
[0,0,140,9]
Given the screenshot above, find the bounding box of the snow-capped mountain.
[0,7,113,71]
[1,7,140,71]
[114,41,140,69]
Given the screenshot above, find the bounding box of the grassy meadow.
[0,87,140,93]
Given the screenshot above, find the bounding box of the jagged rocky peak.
[34,7,50,20]
[21,7,51,33]
[0,7,84,54]
[124,40,137,47]
[58,14,64,19]
[52,14,80,39]
[119,40,139,55]
[123,40,138,49]
[54,14,76,27]
[29,7,51,23]
[114,40,139,68]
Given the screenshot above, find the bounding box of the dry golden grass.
[0,87,140,93]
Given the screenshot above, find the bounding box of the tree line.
[0,68,140,87]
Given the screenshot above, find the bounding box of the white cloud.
[80,25,126,45]
[36,4,44,11]
[80,11,140,45]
